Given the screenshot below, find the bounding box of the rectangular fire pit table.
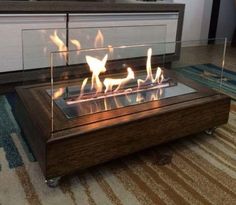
[15,69,230,185]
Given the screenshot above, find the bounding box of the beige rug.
[0,99,235,205]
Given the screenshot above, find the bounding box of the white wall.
[173,0,213,42]
[216,0,236,41]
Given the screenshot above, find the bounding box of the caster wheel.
[205,127,216,135]
[45,177,61,188]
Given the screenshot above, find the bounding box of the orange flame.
[71,39,81,55]
[113,96,122,108]
[86,54,108,93]
[103,67,135,93]
[66,78,88,104]
[79,78,88,99]
[138,48,164,88]
[50,30,67,60]
[149,88,163,101]
[154,67,164,84]
[137,79,145,88]
[108,45,114,56]
[53,88,64,99]
[94,30,104,48]
[136,92,144,103]
[94,30,113,56]
[125,91,132,103]
[104,98,110,111]
[65,47,166,104]
[146,48,154,82]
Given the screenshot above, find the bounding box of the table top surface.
[0,1,184,13]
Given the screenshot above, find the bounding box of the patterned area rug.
[0,95,236,205]
[174,63,236,99]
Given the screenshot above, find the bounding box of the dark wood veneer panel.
[15,95,47,175]
[46,95,230,178]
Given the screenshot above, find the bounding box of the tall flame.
[103,67,135,93]
[146,48,154,82]
[155,67,164,84]
[86,54,108,93]
[137,48,164,88]
[79,78,88,99]
[70,39,81,55]
[62,47,167,106]
[94,30,104,48]
[50,30,67,60]
[94,30,114,57]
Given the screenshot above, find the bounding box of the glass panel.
[69,25,168,48]
[18,35,227,137]
[21,28,67,87]
[68,25,169,64]
[221,39,236,99]
[50,81,195,119]
[21,24,168,86]
[35,24,167,134]
[22,28,67,70]
[22,25,168,69]
[171,39,227,93]
[50,41,198,134]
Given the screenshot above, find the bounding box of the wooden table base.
[15,71,231,180]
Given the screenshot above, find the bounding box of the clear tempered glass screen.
[69,25,168,65]
[48,39,229,128]
[50,42,196,119]
[22,24,168,70]
[50,43,199,119]
[171,39,227,93]
[50,42,168,123]
[22,28,67,70]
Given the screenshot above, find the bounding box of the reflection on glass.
[48,81,195,119]
[49,42,196,119]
